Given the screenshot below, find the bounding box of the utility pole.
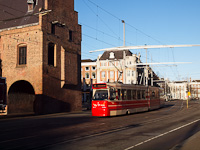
[122,20,125,46]
[122,20,126,84]
[145,48,148,86]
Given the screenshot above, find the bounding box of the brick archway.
[8,80,35,113]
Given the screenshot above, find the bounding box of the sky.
[74,0,200,81]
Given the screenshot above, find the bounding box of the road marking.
[124,118,200,150]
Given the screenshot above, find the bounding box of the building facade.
[168,81,188,100]
[167,80,200,100]
[188,80,200,99]
[81,59,97,108]
[81,59,97,85]
[0,0,82,114]
[96,50,154,85]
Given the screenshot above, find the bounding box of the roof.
[81,59,95,62]
[99,50,132,60]
[0,0,43,30]
[192,80,200,82]
[173,81,187,83]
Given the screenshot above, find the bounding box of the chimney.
[44,0,48,10]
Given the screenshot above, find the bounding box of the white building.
[168,81,188,100]
[96,50,154,85]
[168,80,200,100]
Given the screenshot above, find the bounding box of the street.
[0,100,200,150]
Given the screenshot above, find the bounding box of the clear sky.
[74,0,200,81]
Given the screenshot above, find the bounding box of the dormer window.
[27,0,37,12]
[109,52,115,59]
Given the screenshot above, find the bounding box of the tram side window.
[121,89,127,100]
[137,90,141,99]
[127,90,131,100]
[118,89,121,100]
[142,90,145,99]
[124,90,127,100]
[132,90,136,99]
[120,89,124,100]
[110,88,116,100]
[155,89,158,98]
[152,91,155,98]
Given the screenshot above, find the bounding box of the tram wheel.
[126,110,130,115]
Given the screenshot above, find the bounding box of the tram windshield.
[93,90,108,100]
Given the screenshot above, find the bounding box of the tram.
[92,82,165,117]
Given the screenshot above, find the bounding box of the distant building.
[96,50,155,85]
[0,0,82,114]
[168,80,200,100]
[168,81,188,100]
[190,80,200,99]
[81,59,97,107]
[81,59,97,85]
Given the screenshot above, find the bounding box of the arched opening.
[8,80,35,113]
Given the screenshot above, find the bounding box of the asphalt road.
[0,100,200,150]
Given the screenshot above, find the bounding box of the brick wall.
[0,25,43,95]
[40,0,82,113]
[0,0,82,114]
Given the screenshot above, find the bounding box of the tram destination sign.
[92,83,107,89]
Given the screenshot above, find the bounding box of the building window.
[69,30,73,41]
[101,71,105,78]
[92,72,96,79]
[127,70,130,77]
[109,52,115,59]
[51,23,55,34]
[85,66,89,71]
[110,71,114,78]
[132,71,135,76]
[109,62,113,66]
[85,73,89,79]
[101,62,106,66]
[48,42,56,66]
[18,45,27,65]
[92,66,96,70]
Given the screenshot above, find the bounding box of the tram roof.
[106,82,158,89]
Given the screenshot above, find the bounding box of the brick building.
[81,59,97,85]
[0,0,82,114]
[190,80,200,99]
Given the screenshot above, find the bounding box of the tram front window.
[94,90,108,100]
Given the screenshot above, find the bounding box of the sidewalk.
[181,131,200,150]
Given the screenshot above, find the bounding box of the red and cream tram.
[92,83,165,117]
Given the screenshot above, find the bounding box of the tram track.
[30,100,200,149]
[33,101,200,150]
[1,100,200,150]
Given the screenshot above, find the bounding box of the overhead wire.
[82,0,119,38]
[84,0,181,80]
[80,22,136,46]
